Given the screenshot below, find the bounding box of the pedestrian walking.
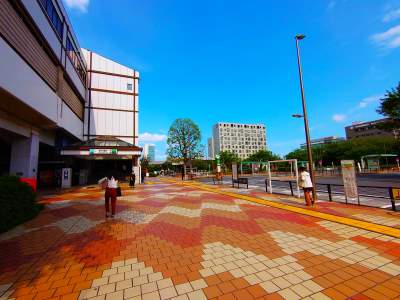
[129,171,136,188]
[98,173,119,218]
[181,166,185,180]
[298,167,314,206]
[141,168,145,183]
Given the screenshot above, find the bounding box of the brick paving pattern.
[1,179,400,299]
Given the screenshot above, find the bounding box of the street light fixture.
[295,34,317,203]
[292,114,303,118]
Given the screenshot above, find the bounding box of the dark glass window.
[66,37,87,84]
[127,83,133,90]
[39,0,63,39]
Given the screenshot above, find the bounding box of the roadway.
[198,173,400,209]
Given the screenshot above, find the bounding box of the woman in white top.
[99,174,119,218]
[298,167,314,206]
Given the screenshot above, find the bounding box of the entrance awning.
[61,136,142,159]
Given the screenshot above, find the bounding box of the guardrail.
[265,179,399,211]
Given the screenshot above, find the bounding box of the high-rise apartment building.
[143,144,155,162]
[210,122,267,160]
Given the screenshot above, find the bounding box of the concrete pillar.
[9,131,39,178]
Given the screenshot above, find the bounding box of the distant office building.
[143,144,155,162]
[300,136,345,149]
[211,122,267,160]
[345,119,400,140]
[208,137,215,159]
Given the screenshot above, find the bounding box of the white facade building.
[81,49,139,146]
[0,0,142,187]
[211,122,267,160]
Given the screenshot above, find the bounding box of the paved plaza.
[1,180,400,300]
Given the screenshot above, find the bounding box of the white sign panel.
[341,160,358,199]
[89,149,118,155]
[61,168,72,188]
[232,163,238,180]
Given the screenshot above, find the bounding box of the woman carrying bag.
[98,174,121,218]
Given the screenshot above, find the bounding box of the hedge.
[0,176,43,233]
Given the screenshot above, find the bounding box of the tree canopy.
[166,119,203,166]
[245,150,281,162]
[377,82,400,131]
[286,137,400,166]
[219,151,239,170]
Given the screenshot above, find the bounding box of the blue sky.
[64,0,400,159]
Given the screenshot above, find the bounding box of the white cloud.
[383,8,400,22]
[371,25,400,49]
[139,132,167,143]
[358,95,381,108]
[332,114,346,122]
[63,0,89,12]
[332,94,382,123]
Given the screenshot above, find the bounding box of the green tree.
[377,82,400,131]
[245,150,280,162]
[219,151,240,171]
[285,148,308,162]
[286,137,400,166]
[140,157,149,172]
[167,118,203,176]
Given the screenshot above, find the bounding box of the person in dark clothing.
[181,166,185,180]
[141,169,145,183]
[129,171,136,188]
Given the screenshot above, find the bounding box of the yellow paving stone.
[159,287,178,299]
[189,279,207,290]
[98,283,116,295]
[176,282,193,295]
[142,291,160,300]
[105,290,123,300]
[157,278,173,290]
[123,286,141,299]
[186,290,207,300]
[171,179,400,238]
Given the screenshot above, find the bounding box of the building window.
[39,0,63,39]
[66,37,87,84]
[127,83,133,91]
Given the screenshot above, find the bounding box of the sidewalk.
[0,179,400,299]
[191,179,400,230]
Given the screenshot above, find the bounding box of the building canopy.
[61,136,142,159]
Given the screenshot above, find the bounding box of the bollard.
[289,181,294,196]
[327,184,332,201]
[389,187,396,212]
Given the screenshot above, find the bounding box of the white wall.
[91,73,135,95]
[91,90,134,111]
[57,98,83,140]
[89,109,134,137]
[90,51,137,77]
[0,37,83,141]
[83,49,139,145]
[0,37,58,123]
[21,0,62,62]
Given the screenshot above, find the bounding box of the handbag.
[116,187,122,197]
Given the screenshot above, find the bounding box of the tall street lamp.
[295,34,317,202]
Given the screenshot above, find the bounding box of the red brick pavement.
[0,180,400,299]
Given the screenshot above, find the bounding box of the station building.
[0,0,141,188]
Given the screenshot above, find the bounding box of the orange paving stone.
[1,179,400,299]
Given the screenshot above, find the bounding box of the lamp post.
[295,34,317,202]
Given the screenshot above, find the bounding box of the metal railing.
[265,179,399,211]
